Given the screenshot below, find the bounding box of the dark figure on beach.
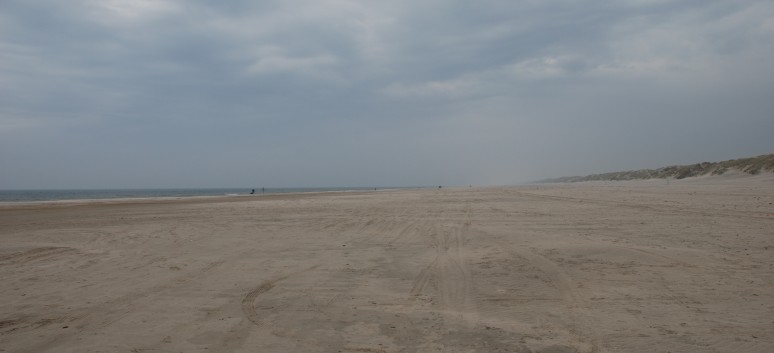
[250,189,255,194]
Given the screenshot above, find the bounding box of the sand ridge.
[1,177,773,352]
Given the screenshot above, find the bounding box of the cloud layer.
[2,0,773,188]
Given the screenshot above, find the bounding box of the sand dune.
[1,177,773,352]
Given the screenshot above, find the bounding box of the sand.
[1,176,773,353]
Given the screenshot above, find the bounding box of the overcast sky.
[1,0,773,189]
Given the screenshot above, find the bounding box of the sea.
[0,187,398,203]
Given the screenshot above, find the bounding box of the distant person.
[262,187,265,194]
[250,189,255,194]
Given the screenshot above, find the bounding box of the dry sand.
[1,176,773,353]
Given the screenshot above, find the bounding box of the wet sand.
[1,176,773,352]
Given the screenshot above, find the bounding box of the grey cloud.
[1,0,772,188]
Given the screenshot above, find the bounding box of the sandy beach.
[1,176,773,353]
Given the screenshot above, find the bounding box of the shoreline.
[0,187,422,209]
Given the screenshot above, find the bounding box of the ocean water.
[0,187,391,203]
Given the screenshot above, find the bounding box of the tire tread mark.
[0,247,77,264]
[241,265,320,326]
[509,247,608,353]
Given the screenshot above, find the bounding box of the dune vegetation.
[541,153,774,183]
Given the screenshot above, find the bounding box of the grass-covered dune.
[541,153,774,183]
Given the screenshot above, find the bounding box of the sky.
[1,0,773,189]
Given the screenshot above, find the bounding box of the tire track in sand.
[241,265,320,326]
[508,246,608,353]
[410,202,476,323]
[18,259,228,353]
[0,246,78,265]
